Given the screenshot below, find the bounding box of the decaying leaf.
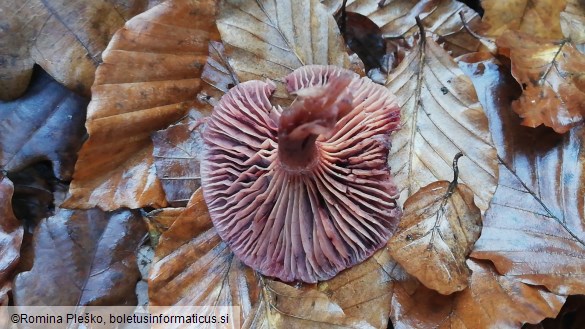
[13,207,146,306]
[0,174,23,284]
[338,11,387,72]
[561,0,585,51]
[391,259,565,328]
[150,189,394,328]
[0,0,157,100]
[199,41,240,111]
[216,0,350,103]
[479,0,566,39]
[63,0,219,210]
[386,28,498,212]
[459,53,585,295]
[326,0,479,39]
[152,118,205,207]
[389,154,482,295]
[0,68,88,180]
[497,31,585,133]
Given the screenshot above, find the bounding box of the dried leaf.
[497,31,585,133]
[0,174,23,283]
[199,41,240,110]
[63,0,219,210]
[389,176,482,295]
[0,0,155,100]
[525,295,585,329]
[149,190,262,322]
[480,0,566,39]
[0,68,88,180]
[13,208,146,306]
[326,0,479,38]
[391,259,565,328]
[152,119,205,207]
[561,0,585,50]
[386,32,498,212]
[216,0,350,103]
[459,53,585,295]
[150,190,394,328]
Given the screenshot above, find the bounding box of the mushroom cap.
[201,65,401,283]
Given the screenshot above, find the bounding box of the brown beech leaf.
[152,118,205,207]
[497,31,585,133]
[13,207,146,306]
[150,190,393,328]
[199,41,240,111]
[525,295,585,329]
[63,0,219,210]
[480,0,566,39]
[390,259,565,328]
[216,0,350,103]
[326,0,479,39]
[0,68,88,181]
[388,160,482,295]
[561,0,585,51]
[386,30,498,212]
[0,0,157,100]
[0,174,23,284]
[459,53,585,295]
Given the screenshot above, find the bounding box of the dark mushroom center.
[277,74,354,171]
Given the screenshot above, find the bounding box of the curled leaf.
[64,0,219,210]
[389,155,482,295]
[0,174,23,284]
[498,31,585,133]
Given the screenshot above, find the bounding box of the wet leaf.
[338,11,386,72]
[459,53,585,295]
[0,0,157,100]
[13,207,146,306]
[497,31,585,133]
[391,259,565,328]
[389,174,482,295]
[63,0,219,210]
[325,0,479,38]
[386,31,498,212]
[0,68,88,180]
[152,119,205,207]
[150,190,394,328]
[216,0,350,103]
[0,174,23,284]
[480,0,566,39]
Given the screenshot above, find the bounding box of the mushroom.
[201,65,401,283]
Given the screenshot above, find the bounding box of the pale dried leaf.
[389,179,481,295]
[63,0,219,210]
[0,0,154,100]
[460,53,585,295]
[325,0,479,38]
[386,33,498,212]
[561,0,585,50]
[216,0,350,103]
[0,175,23,283]
[480,0,566,39]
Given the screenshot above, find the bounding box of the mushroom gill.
[201,65,401,283]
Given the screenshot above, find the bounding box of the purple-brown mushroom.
[200,65,401,283]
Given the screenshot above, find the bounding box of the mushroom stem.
[278,74,354,170]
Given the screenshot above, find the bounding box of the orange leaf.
[389,176,482,295]
[63,0,219,210]
[498,31,585,133]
